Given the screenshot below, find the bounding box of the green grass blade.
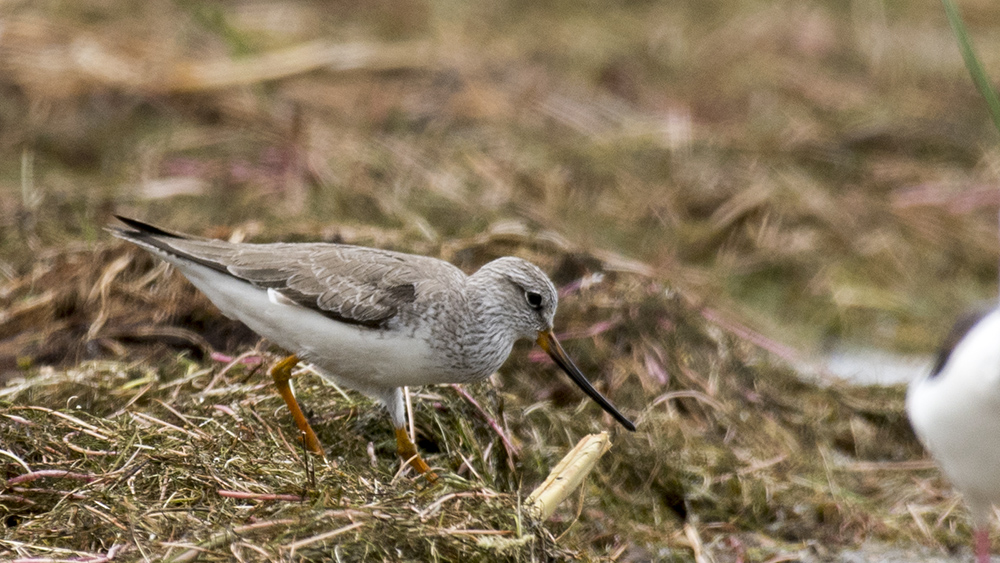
[942,0,1000,136]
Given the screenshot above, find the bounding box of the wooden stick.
[525,432,611,520]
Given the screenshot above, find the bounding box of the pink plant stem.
[975,527,991,563]
[449,384,520,465]
[217,490,305,502]
[700,307,805,367]
[6,470,96,486]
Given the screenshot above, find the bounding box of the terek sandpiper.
[110,216,636,481]
[907,307,1000,563]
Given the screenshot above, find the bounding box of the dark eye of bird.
[525,291,543,310]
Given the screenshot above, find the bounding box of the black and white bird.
[907,307,1000,563]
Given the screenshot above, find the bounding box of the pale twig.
[683,522,712,563]
[15,406,108,437]
[62,432,117,456]
[525,432,611,520]
[167,41,432,92]
[153,400,207,435]
[130,412,202,439]
[12,542,127,563]
[217,490,305,502]
[165,519,298,563]
[285,522,365,552]
[0,448,32,473]
[652,390,726,412]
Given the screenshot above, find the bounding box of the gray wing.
[110,217,461,328]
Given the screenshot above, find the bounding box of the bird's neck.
[458,276,518,379]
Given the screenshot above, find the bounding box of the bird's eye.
[525,291,543,310]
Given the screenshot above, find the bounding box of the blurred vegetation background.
[3,0,1000,560]
[2,0,998,355]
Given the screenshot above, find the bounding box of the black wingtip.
[929,306,995,379]
[113,216,186,239]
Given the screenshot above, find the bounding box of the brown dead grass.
[0,227,970,561]
[2,0,1000,560]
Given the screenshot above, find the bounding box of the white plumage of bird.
[907,307,1000,563]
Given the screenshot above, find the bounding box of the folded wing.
[110,217,439,328]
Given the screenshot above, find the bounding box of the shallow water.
[827,540,1000,563]
[821,346,934,386]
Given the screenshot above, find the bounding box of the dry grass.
[2,0,1000,560]
[0,229,971,561]
[1,0,998,352]
[1,362,563,562]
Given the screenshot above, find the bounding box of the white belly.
[906,309,1000,522]
[172,260,443,396]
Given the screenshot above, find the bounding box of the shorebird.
[906,307,1000,563]
[110,216,636,481]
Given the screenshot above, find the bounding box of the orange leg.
[395,427,438,483]
[270,354,326,459]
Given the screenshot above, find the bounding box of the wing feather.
[112,219,456,328]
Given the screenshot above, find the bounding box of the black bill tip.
[536,329,636,431]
